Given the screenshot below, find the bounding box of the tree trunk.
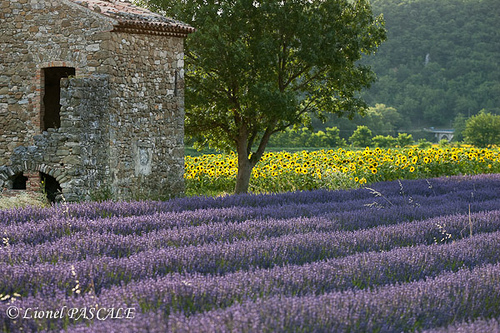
[233,122,275,194]
[234,155,253,194]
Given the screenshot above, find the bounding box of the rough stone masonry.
[0,0,194,201]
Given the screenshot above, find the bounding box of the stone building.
[0,0,194,201]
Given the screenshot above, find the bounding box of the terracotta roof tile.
[70,0,195,37]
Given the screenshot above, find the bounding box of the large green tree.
[143,0,386,193]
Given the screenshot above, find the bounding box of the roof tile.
[70,0,195,37]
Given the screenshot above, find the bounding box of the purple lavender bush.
[1,174,500,332]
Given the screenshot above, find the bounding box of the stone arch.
[436,133,454,142]
[0,164,28,189]
[40,172,63,203]
[0,163,68,201]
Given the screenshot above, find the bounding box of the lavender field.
[2,174,500,332]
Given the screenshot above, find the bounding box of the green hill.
[362,0,500,129]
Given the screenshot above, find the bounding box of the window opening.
[42,67,75,131]
[12,173,28,190]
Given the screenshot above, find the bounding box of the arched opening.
[40,172,62,203]
[11,173,28,190]
[41,67,75,131]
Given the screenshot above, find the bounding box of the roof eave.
[112,20,195,38]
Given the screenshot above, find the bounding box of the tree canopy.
[142,0,386,193]
[463,111,500,148]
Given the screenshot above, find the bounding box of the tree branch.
[270,97,318,134]
[291,66,329,92]
[247,127,257,155]
[250,124,275,166]
[283,64,311,89]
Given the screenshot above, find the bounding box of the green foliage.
[363,104,404,135]
[452,113,467,142]
[362,0,500,128]
[372,135,396,148]
[268,127,346,148]
[350,126,373,147]
[463,111,500,148]
[89,186,113,202]
[313,103,405,139]
[324,127,347,148]
[265,127,414,148]
[397,133,414,147]
[368,132,413,148]
[417,138,432,149]
[142,0,386,193]
[0,192,49,209]
[439,139,451,148]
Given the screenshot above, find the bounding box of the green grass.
[0,191,49,210]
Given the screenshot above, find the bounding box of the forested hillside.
[361,0,500,129]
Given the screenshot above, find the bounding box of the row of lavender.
[4,229,500,332]
[1,174,500,332]
[2,174,500,225]
[77,262,500,333]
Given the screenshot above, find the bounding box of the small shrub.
[417,139,432,149]
[350,126,373,147]
[397,133,414,147]
[372,135,397,148]
[439,138,450,147]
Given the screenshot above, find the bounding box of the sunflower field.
[184,146,500,196]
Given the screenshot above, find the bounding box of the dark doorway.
[42,67,75,131]
[12,173,28,190]
[40,172,62,203]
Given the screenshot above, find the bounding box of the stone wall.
[1,75,111,201]
[0,0,113,165]
[58,75,111,200]
[1,0,186,200]
[106,32,185,199]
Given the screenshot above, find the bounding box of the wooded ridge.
[361,0,499,129]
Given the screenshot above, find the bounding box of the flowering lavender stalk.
[2,174,500,332]
[422,316,500,333]
[2,207,499,296]
[2,202,500,268]
[4,230,500,332]
[3,189,500,249]
[165,263,500,332]
[2,173,500,225]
